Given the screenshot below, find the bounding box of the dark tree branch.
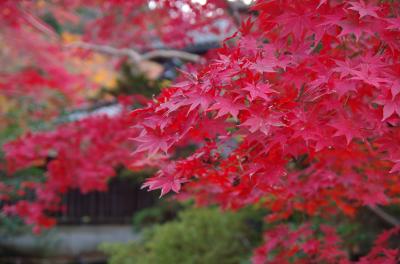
[66,42,142,62]
[142,49,201,62]
[66,42,201,63]
[368,205,400,227]
[225,0,242,27]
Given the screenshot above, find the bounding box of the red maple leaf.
[330,115,362,145]
[348,1,379,18]
[208,97,246,119]
[141,164,187,197]
[241,114,284,135]
[133,130,171,154]
[243,81,278,102]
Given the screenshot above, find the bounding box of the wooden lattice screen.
[56,177,158,224]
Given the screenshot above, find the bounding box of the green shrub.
[101,207,261,264]
[132,200,182,231]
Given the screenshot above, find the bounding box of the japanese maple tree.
[131,0,400,262]
[2,0,400,263]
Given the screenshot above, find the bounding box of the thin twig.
[20,8,59,39]
[368,205,400,227]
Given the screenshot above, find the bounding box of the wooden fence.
[56,177,157,224]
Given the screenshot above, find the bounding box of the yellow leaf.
[62,32,80,44]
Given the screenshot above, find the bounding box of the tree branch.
[20,8,59,40]
[66,42,142,63]
[368,205,400,227]
[142,49,201,62]
[225,0,242,27]
[66,42,201,63]
[19,7,202,64]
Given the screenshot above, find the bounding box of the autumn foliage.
[0,0,232,233]
[2,0,400,263]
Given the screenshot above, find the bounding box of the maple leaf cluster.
[131,0,400,262]
[1,106,141,233]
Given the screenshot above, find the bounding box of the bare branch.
[225,0,242,27]
[66,42,201,63]
[368,205,400,227]
[142,49,201,62]
[19,8,201,64]
[20,8,59,39]
[66,42,142,63]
